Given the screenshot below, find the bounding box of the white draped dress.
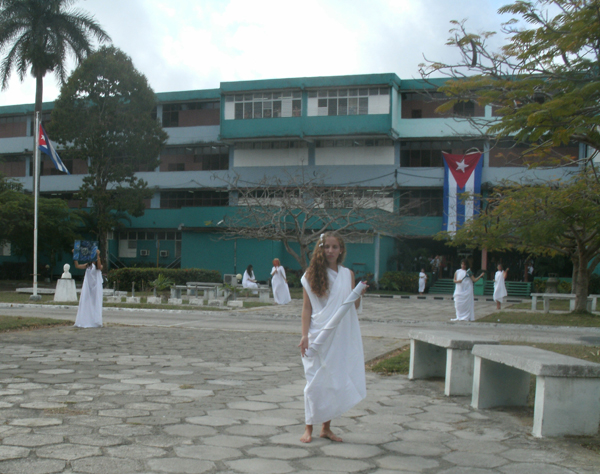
[494,270,508,303]
[301,266,366,425]
[271,266,291,305]
[242,270,258,294]
[453,269,475,321]
[74,263,103,328]
[418,272,427,293]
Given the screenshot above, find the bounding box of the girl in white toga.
[271,258,291,305]
[73,249,103,328]
[452,259,484,322]
[493,264,509,310]
[298,232,368,443]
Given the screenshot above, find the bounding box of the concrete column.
[409,340,446,380]
[471,356,530,409]
[533,376,600,437]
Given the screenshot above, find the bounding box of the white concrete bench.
[471,345,600,437]
[256,287,271,303]
[186,282,222,299]
[530,293,599,312]
[408,330,499,396]
[169,285,188,299]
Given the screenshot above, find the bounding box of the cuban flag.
[38,124,70,174]
[442,151,483,233]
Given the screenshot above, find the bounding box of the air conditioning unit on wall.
[223,274,240,286]
[139,249,149,256]
[159,250,169,258]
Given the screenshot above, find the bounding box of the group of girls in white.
[242,261,292,305]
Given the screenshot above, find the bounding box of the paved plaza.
[0,297,598,473]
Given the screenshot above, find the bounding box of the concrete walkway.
[0,297,598,473]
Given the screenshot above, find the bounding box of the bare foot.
[320,427,343,442]
[300,425,312,443]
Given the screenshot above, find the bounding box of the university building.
[0,73,583,281]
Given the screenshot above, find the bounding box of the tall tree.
[0,0,110,115]
[50,46,167,257]
[443,170,600,312]
[218,169,404,271]
[420,0,600,165]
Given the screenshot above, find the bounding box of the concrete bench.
[169,285,188,299]
[408,330,499,396]
[256,287,271,303]
[530,293,599,312]
[471,345,600,437]
[186,282,222,299]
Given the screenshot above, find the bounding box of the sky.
[0,0,513,107]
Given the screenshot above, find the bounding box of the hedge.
[107,268,221,291]
[379,271,419,292]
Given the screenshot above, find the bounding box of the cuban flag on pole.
[38,124,70,174]
[442,151,483,233]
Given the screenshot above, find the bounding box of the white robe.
[494,270,508,303]
[418,272,427,293]
[74,264,103,328]
[452,269,475,321]
[242,270,258,294]
[271,266,291,305]
[301,266,366,425]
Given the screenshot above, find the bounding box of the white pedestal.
[54,278,78,302]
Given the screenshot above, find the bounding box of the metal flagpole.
[30,112,41,301]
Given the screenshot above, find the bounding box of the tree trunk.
[573,255,590,312]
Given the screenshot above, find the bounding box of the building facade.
[0,73,584,281]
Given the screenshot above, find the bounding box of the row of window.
[112,231,181,241]
[160,190,229,209]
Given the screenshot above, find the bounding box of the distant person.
[271,258,291,305]
[418,268,427,295]
[73,249,103,328]
[493,264,509,310]
[452,259,484,322]
[242,264,259,294]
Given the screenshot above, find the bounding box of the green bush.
[533,278,572,294]
[379,271,418,292]
[107,268,221,291]
[287,273,301,288]
[589,274,600,294]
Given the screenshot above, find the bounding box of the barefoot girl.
[298,232,367,443]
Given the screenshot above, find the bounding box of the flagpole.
[30,112,41,301]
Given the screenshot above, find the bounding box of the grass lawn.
[509,300,572,311]
[0,315,71,332]
[477,310,600,327]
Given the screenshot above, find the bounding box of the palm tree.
[0,0,111,114]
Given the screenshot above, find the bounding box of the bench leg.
[543,298,550,313]
[569,299,575,312]
[592,298,597,312]
[408,340,446,380]
[471,356,530,409]
[531,295,537,311]
[533,376,600,437]
[445,348,474,396]
[259,291,270,303]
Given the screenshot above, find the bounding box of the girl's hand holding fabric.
[298,335,309,357]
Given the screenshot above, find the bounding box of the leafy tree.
[50,46,167,256]
[442,170,600,312]
[0,0,110,115]
[420,0,600,164]
[0,188,81,263]
[218,169,403,270]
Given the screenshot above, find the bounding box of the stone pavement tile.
[0,446,30,460]
[498,464,578,474]
[299,457,373,472]
[225,458,295,474]
[0,458,65,474]
[246,446,311,460]
[175,444,243,460]
[2,433,63,447]
[104,444,167,459]
[383,440,450,456]
[443,451,509,469]
[320,443,383,458]
[445,438,509,454]
[375,455,440,471]
[164,423,218,437]
[393,428,454,443]
[501,448,567,463]
[70,457,142,474]
[438,469,498,474]
[36,443,100,461]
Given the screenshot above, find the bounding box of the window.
[453,101,475,117]
[315,139,393,148]
[308,87,389,116]
[225,90,302,120]
[160,190,229,208]
[0,242,10,256]
[161,146,229,171]
[399,189,443,216]
[161,101,220,127]
[400,140,484,167]
[235,140,307,150]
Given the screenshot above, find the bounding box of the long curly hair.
[306,232,346,297]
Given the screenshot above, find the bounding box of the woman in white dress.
[242,264,259,294]
[74,249,103,328]
[298,232,368,443]
[271,258,291,305]
[418,268,427,295]
[493,264,509,310]
[452,259,484,322]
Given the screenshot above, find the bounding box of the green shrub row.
[107,268,221,291]
[378,271,419,292]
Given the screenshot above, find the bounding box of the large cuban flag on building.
[38,124,70,174]
[442,151,483,233]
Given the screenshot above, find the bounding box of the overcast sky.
[0,0,513,107]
